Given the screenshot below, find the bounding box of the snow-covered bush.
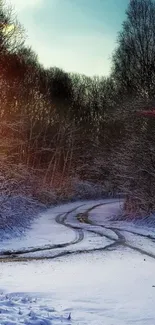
[71,178,107,200]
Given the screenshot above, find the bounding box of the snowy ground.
[1,250,155,324]
[0,199,155,324]
[0,199,114,254]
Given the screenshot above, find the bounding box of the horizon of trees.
[1,0,155,214]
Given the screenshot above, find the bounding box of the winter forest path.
[0,200,155,262]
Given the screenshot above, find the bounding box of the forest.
[1,0,155,215]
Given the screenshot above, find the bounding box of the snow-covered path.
[0,200,118,259]
[0,199,155,261]
[0,199,155,324]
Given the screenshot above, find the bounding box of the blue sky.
[8,0,129,76]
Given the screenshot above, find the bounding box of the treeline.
[1,0,155,213]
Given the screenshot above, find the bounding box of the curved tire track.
[82,203,155,260]
[0,204,85,258]
[0,202,118,262]
[55,204,85,244]
[1,201,155,262]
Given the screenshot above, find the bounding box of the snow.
[121,230,155,256]
[89,200,124,225]
[0,291,70,324]
[67,203,119,240]
[89,200,155,236]
[18,231,112,259]
[0,249,155,324]
[0,201,80,252]
[0,199,116,253]
[0,198,155,324]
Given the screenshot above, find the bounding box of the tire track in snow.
[0,202,117,262]
[1,201,155,262]
[82,204,155,260]
[0,204,85,258]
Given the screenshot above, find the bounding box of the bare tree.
[0,0,24,53]
[112,0,155,97]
